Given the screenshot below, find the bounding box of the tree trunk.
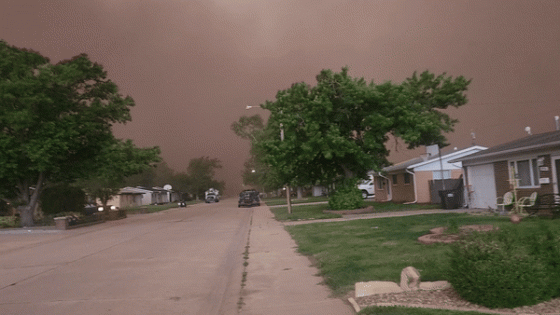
[296,187,303,199]
[16,172,45,227]
[19,205,34,227]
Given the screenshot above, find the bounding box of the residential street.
[0,200,251,315]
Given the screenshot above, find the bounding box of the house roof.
[381,145,487,173]
[449,130,560,164]
[382,157,424,173]
[408,145,487,169]
[120,187,153,194]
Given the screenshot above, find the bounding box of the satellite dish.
[163,184,172,190]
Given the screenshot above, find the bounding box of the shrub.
[328,178,364,210]
[0,216,19,228]
[528,222,560,298]
[448,227,557,309]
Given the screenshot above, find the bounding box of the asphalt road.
[0,199,251,315]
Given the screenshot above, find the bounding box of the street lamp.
[246,105,292,213]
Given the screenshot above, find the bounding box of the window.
[509,159,540,187]
[404,173,411,184]
[392,174,398,185]
[432,170,451,180]
[377,178,384,190]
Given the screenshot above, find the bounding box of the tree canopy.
[231,114,282,191]
[79,139,161,209]
[186,156,225,199]
[257,67,471,187]
[0,40,160,226]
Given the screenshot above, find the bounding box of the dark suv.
[238,190,260,207]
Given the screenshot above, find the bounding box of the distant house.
[375,145,487,204]
[105,186,179,209]
[105,186,153,209]
[151,187,171,204]
[449,130,560,209]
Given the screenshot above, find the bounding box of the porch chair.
[496,191,514,214]
[518,192,538,215]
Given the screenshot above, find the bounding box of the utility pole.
[280,124,292,214]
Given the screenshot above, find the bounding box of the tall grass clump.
[448,223,560,309]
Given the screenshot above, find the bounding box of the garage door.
[467,164,497,209]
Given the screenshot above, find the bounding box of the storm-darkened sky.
[2,0,559,195]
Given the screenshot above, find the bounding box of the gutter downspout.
[403,169,418,204]
[378,174,392,202]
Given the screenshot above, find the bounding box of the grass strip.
[271,201,440,222]
[358,305,495,315]
[263,196,329,206]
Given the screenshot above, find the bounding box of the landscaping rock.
[418,225,498,244]
[400,266,421,291]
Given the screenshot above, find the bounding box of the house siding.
[537,154,555,195]
[390,172,415,203]
[373,177,389,202]
[451,169,462,179]
[415,171,432,203]
[494,161,510,197]
[494,154,556,201]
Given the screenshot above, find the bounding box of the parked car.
[83,204,99,216]
[358,174,375,199]
[177,201,187,207]
[238,189,260,207]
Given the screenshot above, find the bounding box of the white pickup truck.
[205,188,220,203]
[357,174,375,199]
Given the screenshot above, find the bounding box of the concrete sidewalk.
[239,206,355,315]
[284,208,488,226]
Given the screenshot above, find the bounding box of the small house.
[450,130,560,209]
[375,145,487,204]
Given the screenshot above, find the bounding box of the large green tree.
[0,40,155,226]
[187,156,224,200]
[231,114,282,192]
[258,67,471,188]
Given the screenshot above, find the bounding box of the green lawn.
[263,196,329,206]
[271,201,440,221]
[285,213,559,297]
[271,204,343,221]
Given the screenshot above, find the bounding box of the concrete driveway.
[0,199,251,315]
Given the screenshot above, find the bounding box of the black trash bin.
[439,190,460,209]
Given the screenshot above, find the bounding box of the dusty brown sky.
[2,0,559,196]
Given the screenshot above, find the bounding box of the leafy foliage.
[448,225,560,308]
[230,114,264,142]
[327,178,364,210]
[187,156,225,199]
[231,114,283,191]
[0,40,158,225]
[257,67,470,187]
[40,184,86,215]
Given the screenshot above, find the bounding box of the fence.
[429,178,464,205]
